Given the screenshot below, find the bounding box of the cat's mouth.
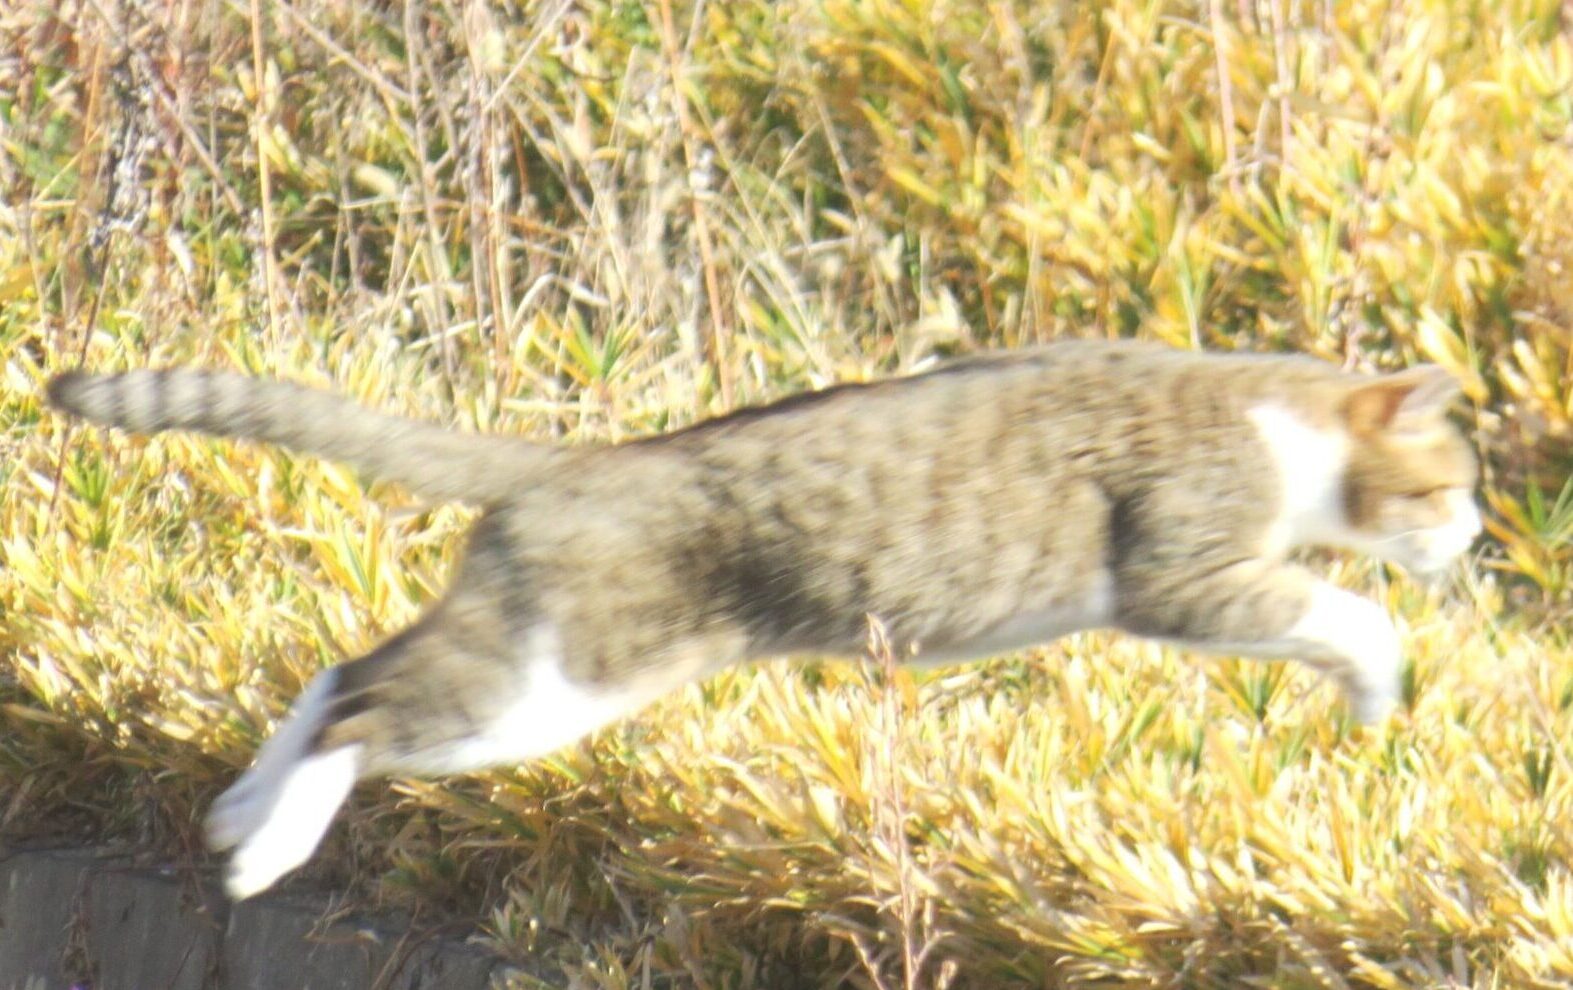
[1395,551,1467,580]
[1366,523,1482,577]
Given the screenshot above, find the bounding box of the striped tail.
[46,369,553,504]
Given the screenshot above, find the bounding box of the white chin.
[1395,552,1458,580]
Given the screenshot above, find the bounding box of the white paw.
[1291,584,1404,725]
[1343,600,1403,724]
[206,668,361,899]
[219,745,361,900]
[1347,677,1401,725]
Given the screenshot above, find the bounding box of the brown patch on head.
[1340,366,1478,532]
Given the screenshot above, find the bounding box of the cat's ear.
[1344,365,1462,436]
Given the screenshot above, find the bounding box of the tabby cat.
[45,340,1481,898]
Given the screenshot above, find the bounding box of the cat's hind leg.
[206,666,364,899]
[205,612,725,899]
[205,618,470,900]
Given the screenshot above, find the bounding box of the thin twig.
[403,0,459,387]
[1076,16,1119,164]
[1335,11,1397,367]
[863,618,951,990]
[1209,0,1240,192]
[655,0,734,409]
[47,249,119,520]
[1267,0,1293,170]
[273,0,415,106]
[247,0,284,351]
[47,27,129,519]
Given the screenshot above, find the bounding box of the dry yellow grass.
[0,0,1569,986]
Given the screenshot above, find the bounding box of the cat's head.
[1338,366,1481,575]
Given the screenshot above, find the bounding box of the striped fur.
[47,369,554,504]
[43,342,1482,897]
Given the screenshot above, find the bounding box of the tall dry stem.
[856,617,954,990]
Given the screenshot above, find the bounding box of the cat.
[44,339,1482,899]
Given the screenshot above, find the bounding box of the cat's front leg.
[1269,581,1403,723]
[1113,562,1402,724]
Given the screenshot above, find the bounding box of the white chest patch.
[1245,403,1350,554]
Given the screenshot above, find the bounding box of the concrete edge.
[0,844,540,990]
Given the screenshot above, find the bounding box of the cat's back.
[646,339,1347,482]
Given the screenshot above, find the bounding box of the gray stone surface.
[84,864,224,990]
[0,845,517,989]
[224,895,500,990]
[0,846,108,990]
